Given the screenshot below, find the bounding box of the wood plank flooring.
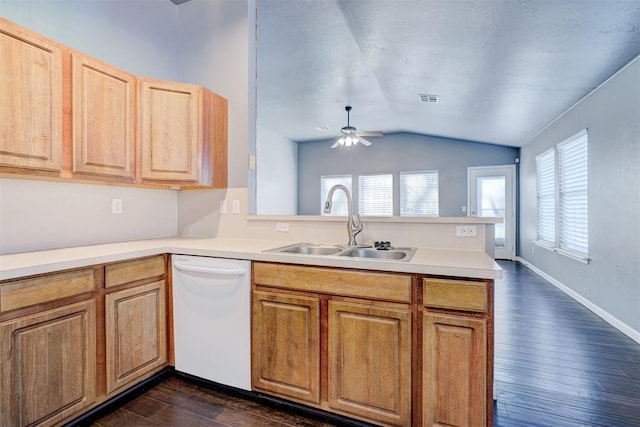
[86,260,640,426]
[493,261,640,426]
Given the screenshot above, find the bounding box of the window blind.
[536,149,555,245]
[400,171,439,216]
[558,130,588,255]
[320,175,352,216]
[358,174,393,216]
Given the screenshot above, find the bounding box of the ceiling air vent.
[418,94,439,103]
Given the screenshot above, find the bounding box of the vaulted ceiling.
[257,0,640,146]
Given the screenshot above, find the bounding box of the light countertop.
[0,237,503,281]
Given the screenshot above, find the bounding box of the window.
[358,174,393,216]
[400,171,439,216]
[536,149,555,245]
[534,130,589,262]
[558,130,588,256]
[320,175,352,216]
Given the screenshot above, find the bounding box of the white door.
[468,165,516,260]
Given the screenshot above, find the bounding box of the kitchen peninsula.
[0,236,500,426]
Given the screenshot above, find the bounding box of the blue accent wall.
[298,132,519,216]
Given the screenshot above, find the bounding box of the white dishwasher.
[172,255,251,390]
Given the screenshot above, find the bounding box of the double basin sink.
[266,242,416,262]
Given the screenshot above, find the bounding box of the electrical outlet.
[456,225,477,237]
[232,200,241,214]
[112,198,122,214]
[219,200,227,214]
[276,222,289,232]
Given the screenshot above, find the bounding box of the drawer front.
[253,262,411,303]
[423,278,488,312]
[105,255,165,288]
[0,269,95,313]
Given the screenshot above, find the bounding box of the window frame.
[358,173,393,217]
[535,148,555,247]
[533,129,590,264]
[320,174,352,216]
[399,170,439,217]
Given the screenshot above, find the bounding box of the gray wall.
[519,56,640,334]
[297,132,519,216]
[256,126,298,215]
[176,0,250,189]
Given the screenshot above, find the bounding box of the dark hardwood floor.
[87,260,640,426]
[493,261,640,426]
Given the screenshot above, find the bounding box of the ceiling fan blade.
[358,130,383,137]
[356,136,372,146]
[330,140,341,148]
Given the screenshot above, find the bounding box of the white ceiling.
[257,0,640,147]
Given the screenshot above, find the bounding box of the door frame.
[467,165,516,260]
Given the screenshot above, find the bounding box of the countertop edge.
[0,238,504,281]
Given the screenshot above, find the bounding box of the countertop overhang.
[0,237,503,281]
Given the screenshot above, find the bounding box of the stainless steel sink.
[266,242,343,256]
[338,247,416,262]
[265,242,416,262]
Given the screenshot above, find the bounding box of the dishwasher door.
[172,255,251,390]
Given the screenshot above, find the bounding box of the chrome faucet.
[323,184,363,246]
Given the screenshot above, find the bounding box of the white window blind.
[358,174,393,216]
[558,130,588,256]
[536,149,555,245]
[400,171,439,216]
[320,175,352,216]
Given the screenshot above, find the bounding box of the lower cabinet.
[251,291,320,404]
[327,301,412,426]
[251,262,413,426]
[422,313,487,427]
[0,299,97,427]
[0,255,168,427]
[105,280,167,395]
[252,263,494,427]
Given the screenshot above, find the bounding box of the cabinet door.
[0,18,62,172]
[139,79,201,183]
[328,301,411,426]
[72,52,135,178]
[0,299,97,427]
[251,290,320,405]
[105,280,167,394]
[423,312,486,427]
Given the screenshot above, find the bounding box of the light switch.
[232,200,241,214]
[220,200,227,214]
[112,199,122,214]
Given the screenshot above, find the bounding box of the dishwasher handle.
[174,263,247,277]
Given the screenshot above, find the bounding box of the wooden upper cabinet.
[0,18,62,172]
[71,52,136,178]
[139,79,228,187]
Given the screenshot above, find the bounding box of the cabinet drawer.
[105,255,165,288]
[253,262,411,303]
[423,278,488,312]
[0,269,95,313]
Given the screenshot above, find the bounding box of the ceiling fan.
[331,106,383,148]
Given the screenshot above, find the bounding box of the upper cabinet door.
[0,18,62,172]
[140,79,201,183]
[72,52,136,178]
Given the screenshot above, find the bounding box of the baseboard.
[63,366,175,426]
[515,257,640,344]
